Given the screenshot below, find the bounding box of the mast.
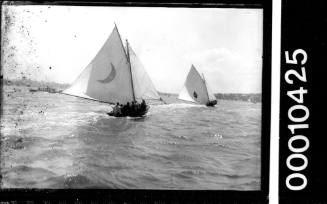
[126,39,136,102]
[114,23,128,59]
[114,24,136,102]
[202,73,210,102]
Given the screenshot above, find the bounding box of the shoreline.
[2,79,261,103]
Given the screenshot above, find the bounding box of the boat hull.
[107,105,149,117]
[206,100,217,107]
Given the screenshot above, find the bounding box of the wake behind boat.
[178,65,217,107]
[63,24,162,117]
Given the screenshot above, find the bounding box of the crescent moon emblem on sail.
[97,63,116,83]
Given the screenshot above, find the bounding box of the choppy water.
[1,86,261,190]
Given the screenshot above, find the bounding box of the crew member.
[140,99,146,110]
[112,102,120,114]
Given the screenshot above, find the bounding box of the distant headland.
[2,78,261,103]
[2,78,70,93]
[160,92,262,104]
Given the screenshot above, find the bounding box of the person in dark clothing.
[116,103,122,115]
[140,99,146,110]
[112,102,120,114]
[136,100,141,109]
[121,102,130,116]
[135,100,140,110]
[128,102,132,113]
[131,101,137,116]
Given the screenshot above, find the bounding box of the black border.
[0,1,272,203]
[279,0,327,203]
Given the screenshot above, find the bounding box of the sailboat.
[178,65,217,106]
[63,24,161,117]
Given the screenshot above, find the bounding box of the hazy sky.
[2,5,263,93]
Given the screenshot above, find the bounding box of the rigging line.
[126,39,136,102]
[61,92,115,105]
[114,24,135,102]
[114,23,135,101]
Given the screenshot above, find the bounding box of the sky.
[2,5,263,93]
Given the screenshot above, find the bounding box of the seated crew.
[117,103,122,115]
[140,99,146,110]
[128,102,132,114]
[136,100,141,110]
[122,102,130,116]
[134,100,140,111]
[109,101,149,117]
[112,103,120,114]
[131,101,137,116]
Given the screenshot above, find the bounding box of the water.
[1,86,261,190]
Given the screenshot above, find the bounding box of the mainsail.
[63,25,160,104]
[178,65,217,105]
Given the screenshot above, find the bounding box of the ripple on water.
[1,90,262,190]
[3,165,57,188]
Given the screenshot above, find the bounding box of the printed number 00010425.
[284,49,309,191]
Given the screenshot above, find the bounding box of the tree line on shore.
[214,93,261,103]
[2,78,261,103]
[2,78,70,91]
[159,92,261,103]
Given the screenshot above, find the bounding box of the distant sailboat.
[178,65,217,106]
[63,24,161,116]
